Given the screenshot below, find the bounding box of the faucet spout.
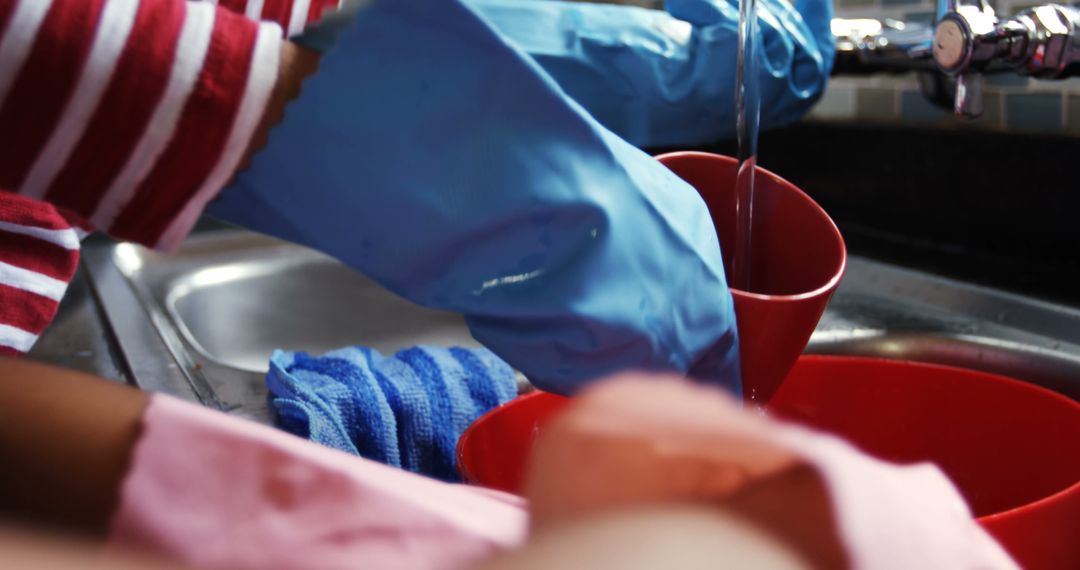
[932,2,1080,117]
[832,5,1080,118]
[931,0,1003,117]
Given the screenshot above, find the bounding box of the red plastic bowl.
[457,356,1080,570]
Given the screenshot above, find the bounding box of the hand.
[290,0,836,147]
[521,372,1017,570]
[470,0,835,147]
[239,42,321,172]
[209,0,741,396]
[523,374,847,568]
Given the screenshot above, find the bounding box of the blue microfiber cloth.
[267,346,518,481]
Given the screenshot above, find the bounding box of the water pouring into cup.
[670,153,846,405]
[679,0,845,405]
[733,0,762,296]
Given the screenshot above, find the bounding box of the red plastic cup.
[655,152,846,404]
[457,356,1080,570]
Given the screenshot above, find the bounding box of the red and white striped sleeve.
[0,194,82,356]
[217,0,343,36]
[0,0,342,357]
[0,0,283,250]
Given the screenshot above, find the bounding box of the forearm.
[0,358,148,537]
[0,0,318,249]
[467,0,834,148]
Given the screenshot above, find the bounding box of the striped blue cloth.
[267,346,518,481]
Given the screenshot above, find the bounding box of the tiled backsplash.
[813,0,1080,135]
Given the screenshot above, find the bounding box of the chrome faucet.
[933,0,1080,117]
[832,17,936,75]
[832,3,1080,118]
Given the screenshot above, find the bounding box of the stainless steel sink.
[163,239,479,373]
[806,261,1080,401]
[84,228,1080,424]
[84,230,481,422]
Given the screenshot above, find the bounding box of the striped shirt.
[0,0,339,355]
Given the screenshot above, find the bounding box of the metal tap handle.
[953,72,984,117]
[934,1,1080,116]
[933,0,1001,117]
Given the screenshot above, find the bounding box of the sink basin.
[83,223,1080,424]
[805,258,1080,401]
[84,230,481,421]
[165,242,478,373]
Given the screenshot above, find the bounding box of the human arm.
[0,357,529,567]
[293,0,836,148]
[0,0,324,249]
[0,360,1016,569]
[0,0,321,357]
[518,374,1018,570]
[209,0,742,395]
[468,0,835,148]
[0,358,148,536]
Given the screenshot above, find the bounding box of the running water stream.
[733,0,761,293]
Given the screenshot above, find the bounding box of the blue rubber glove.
[469,0,834,147]
[294,0,835,148]
[209,0,740,396]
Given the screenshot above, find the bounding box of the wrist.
[240,41,320,171]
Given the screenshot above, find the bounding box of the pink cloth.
[772,426,1019,569]
[525,376,1019,569]
[109,381,1018,569]
[108,395,528,570]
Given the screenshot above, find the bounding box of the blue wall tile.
[1005,93,1063,133]
[809,85,856,119]
[856,87,898,119]
[971,90,1003,128]
[900,90,949,123]
[985,73,1030,88]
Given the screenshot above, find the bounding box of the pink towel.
[109,377,1018,569]
[108,395,528,570]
